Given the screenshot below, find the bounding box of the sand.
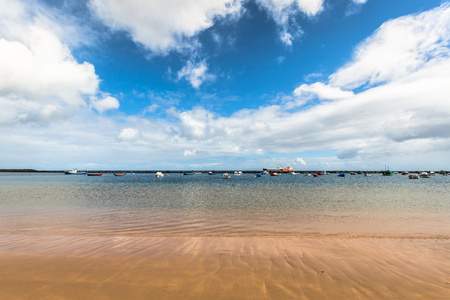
[0,234,448,299]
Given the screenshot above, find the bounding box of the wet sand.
[0,234,449,299]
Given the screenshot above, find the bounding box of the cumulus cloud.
[177,61,216,89]
[90,95,120,113]
[89,0,326,52]
[0,0,99,124]
[89,0,242,54]
[118,128,140,141]
[330,3,450,89]
[296,157,306,166]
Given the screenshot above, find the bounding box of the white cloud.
[293,82,354,102]
[118,128,140,141]
[90,95,120,113]
[178,61,216,89]
[256,0,323,45]
[0,0,99,124]
[296,158,306,166]
[353,0,367,4]
[330,3,450,89]
[89,0,325,52]
[89,0,243,54]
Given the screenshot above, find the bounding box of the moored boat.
[183,172,194,175]
[234,171,242,176]
[155,172,164,178]
[114,173,125,176]
[419,172,430,178]
[269,172,279,176]
[64,168,86,175]
[256,173,265,177]
[87,173,102,176]
[338,173,346,177]
[409,174,419,179]
[382,170,393,176]
[221,173,231,179]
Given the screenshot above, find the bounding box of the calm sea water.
[0,172,449,239]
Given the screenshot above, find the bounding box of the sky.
[1,0,450,171]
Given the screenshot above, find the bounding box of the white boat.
[221,173,231,179]
[64,168,86,175]
[364,173,371,177]
[290,172,298,175]
[409,174,419,179]
[419,172,430,178]
[234,171,242,176]
[155,172,164,178]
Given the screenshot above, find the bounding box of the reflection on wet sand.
[0,234,448,299]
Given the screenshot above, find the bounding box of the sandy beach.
[0,234,448,299]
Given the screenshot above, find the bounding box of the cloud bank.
[1,1,450,171]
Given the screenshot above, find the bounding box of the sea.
[0,172,449,239]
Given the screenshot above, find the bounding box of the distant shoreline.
[0,169,444,174]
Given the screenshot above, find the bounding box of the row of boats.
[64,169,132,177]
[65,168,447,179]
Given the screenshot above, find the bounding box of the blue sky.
[1,0,450,171]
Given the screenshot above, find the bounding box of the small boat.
[155,172,164,178]
[401,171,409,175]
[183,172,194,175]
[338,173,346,177]
[270,172,279,176]
[382,170,393,176]
[255,173,265,177]
[290,172,298,175]
[208,172,216,175]
[114,173,124,176]
[364,173,371,177]
[87,173,102,176]
[419,172,430,178]
[350,172,356,175]
[234,171,242,176]
[305,173,311,176]
[221,173,231,179]
[64,168,86,175]
[409,174,419,179]
[312,174,319,177]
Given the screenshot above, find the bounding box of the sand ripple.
[0,234,449,299]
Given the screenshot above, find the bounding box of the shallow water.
[0,172,449,238]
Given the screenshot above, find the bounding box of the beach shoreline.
[1,234,448,299]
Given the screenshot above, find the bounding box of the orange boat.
[279,166,293,172]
